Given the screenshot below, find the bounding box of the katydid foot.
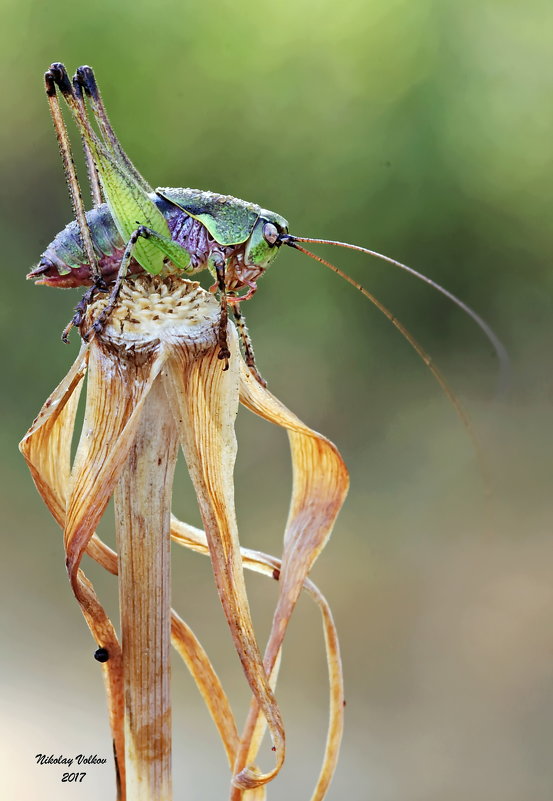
[61,280,108,343]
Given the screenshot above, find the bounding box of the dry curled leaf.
[20,274,349,800]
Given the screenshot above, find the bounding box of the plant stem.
[114,374,178,801]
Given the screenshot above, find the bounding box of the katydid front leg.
[232,303,267,387]
[213,254,231,369]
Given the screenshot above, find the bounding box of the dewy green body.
[29,62,508,397]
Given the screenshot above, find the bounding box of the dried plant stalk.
[114,375,179,800]
[21,274,349,800]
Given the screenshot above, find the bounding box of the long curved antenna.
[289,235,510,393]
[286,239,491,490]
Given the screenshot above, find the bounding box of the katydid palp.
[29,62,508,423]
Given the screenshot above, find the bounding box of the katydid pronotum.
[29,62,507,427]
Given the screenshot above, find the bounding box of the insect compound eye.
[262,222,279,246]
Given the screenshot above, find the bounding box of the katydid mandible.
[29,62,508,421]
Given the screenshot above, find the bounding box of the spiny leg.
[49,63,172,278]
[45,65,106,342]
[48,63,108,163]
[61,284,102,344]
[48,63,117,189]
[44,67,103,287]
[232,304,267,387]
[213,256,231,369]
[73,78,103,207]
[73,65,152,193]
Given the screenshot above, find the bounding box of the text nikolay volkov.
[35,754,107,767]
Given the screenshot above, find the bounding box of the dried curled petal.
[20,274,348,800]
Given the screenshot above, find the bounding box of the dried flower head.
[20,274,349,800]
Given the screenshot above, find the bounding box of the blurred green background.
[2,0,553,798]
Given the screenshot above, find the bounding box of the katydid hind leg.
[232,304,267,387]
[73,79,103,207]
[48,63,112,166]
[48,63,115,214]
[73,65,152,193]
[61,284,102,343]
[49,63,172,277]
[44,68,103,286]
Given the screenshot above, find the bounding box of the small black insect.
[94,647,109,662]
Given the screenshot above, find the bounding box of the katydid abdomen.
[28,192,252,290]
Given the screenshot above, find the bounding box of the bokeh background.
[1,0,553,799]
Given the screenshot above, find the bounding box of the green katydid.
[29,62,508,416]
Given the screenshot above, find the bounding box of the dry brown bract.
[19,275,349,801]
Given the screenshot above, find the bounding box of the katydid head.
[243,211,289,271]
